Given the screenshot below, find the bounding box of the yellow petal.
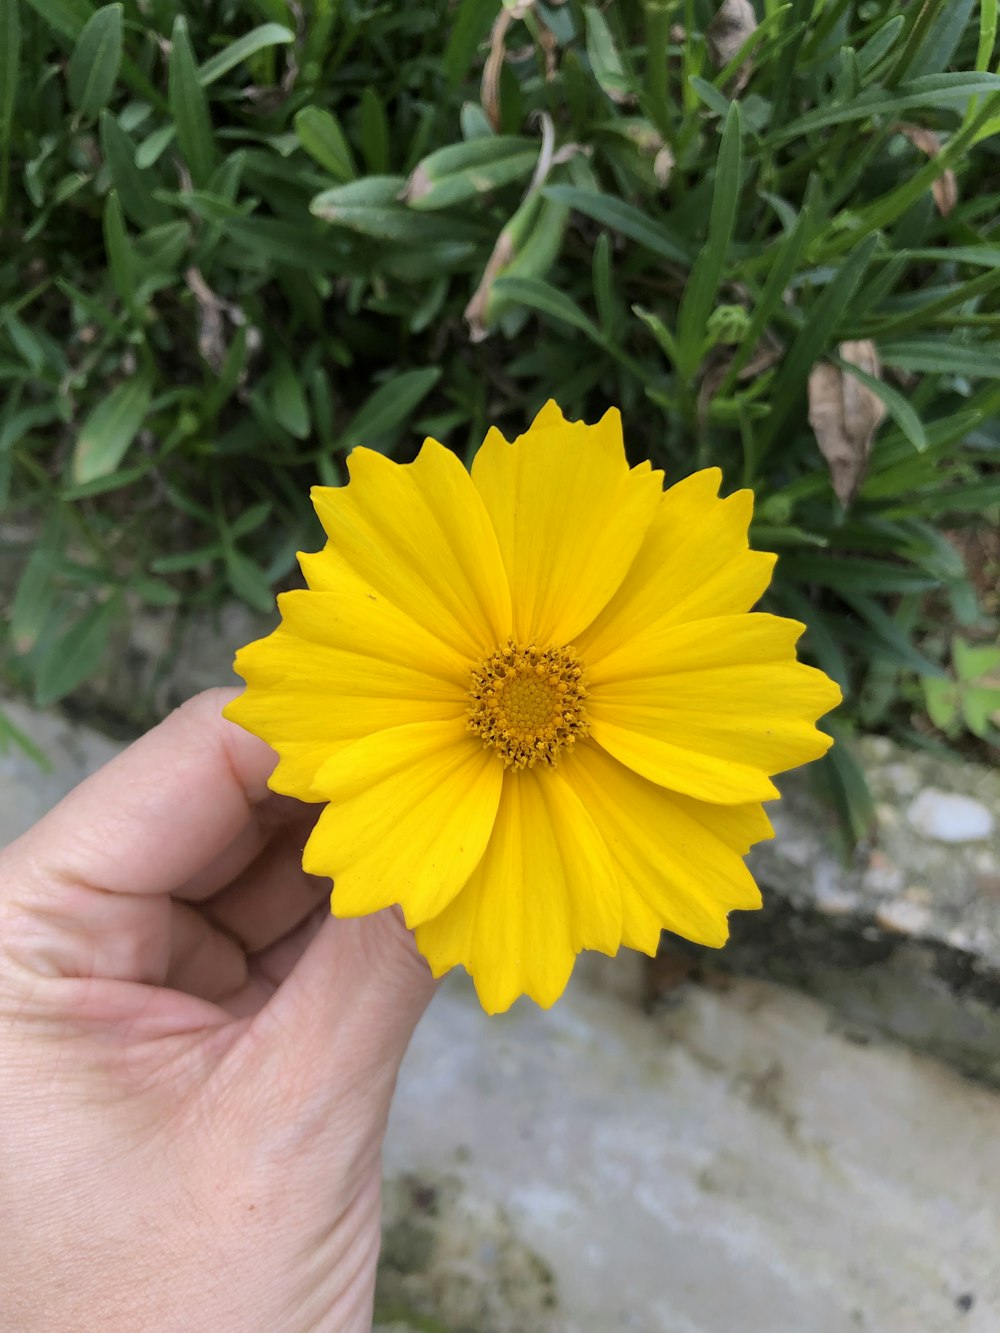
[471,403,663,646]
[225,587,469,800]
[587,614,841,803]
[563,743,766,954]
[415,764,623,1013]
[311,438,512,659]
[303,721,503,926]
[576,469,775,664]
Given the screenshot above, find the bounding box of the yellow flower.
[224,402,841,1013]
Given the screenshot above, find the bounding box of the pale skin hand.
[0,689,437,1333]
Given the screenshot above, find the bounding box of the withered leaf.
[707,0,758,94]
[808,340,886,508]
[896,123,959,217]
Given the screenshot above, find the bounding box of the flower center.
[467,641,589,769]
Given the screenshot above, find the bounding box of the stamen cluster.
[467,641,589,769]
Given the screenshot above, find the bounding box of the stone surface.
[0,699,123,844]
[686,735,1000,1086]
[380,962,1000,1333]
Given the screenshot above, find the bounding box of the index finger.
[1,689,280,899]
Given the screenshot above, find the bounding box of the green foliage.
[1,0,998,799]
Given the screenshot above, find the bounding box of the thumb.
[246,905,439,1136]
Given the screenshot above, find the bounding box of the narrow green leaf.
[72,371,152,483]
[341,368,441,453]
[761,233,879,449]
[769,72,1000,142]
[20,0,93,42]
[10,541,58,655]
[443,0,496,85]
[592,231,616,336]
[102,189,135,310]
[99,111,170,227]
[815,731,877,848]
[840,589,946,676]
[270,356,310,439]
[168,15,217,187]
[359,86,390,173]
[779,553,940,596]
[719,176,821,397]
[834,356,927,452]
[906,0,975,79]
[67,3,122,116]
[493,275,602,341]
[0,0,20,217]
[34,599,118,706]
[855,15,906,76]
[199,23,295,85]
[225,550,274,612]
[675,103,742,379]
[585,5,632,102]
[294,106,356,181]
[877,339,1000,379]
[543,184,690,264]
[403,136,537,210]
[135,122,176,169]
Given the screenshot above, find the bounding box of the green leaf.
[877,339,1000,379]
[906,0,975,79]
[225,550,275,613]
[403,136,537,210]
[769,72,1000,142]
[543,184,690,264]
[99,111,170,228]
[269,356,310,439]
[72,371,152,483]
[341,368,441,453]
[953,639,1000,682]
[21,0,93,42]
[34,599,118,706]
[0,0,20,216]
[10,542,58,655]
[199,23,295,85]
[675,103,742,379]
[311,176,467,242]
[834,356,927,452]
[294,106,356,181]
[922,676,959,731]
[443,0,496,85]
[780,553,941,596]
[814,728,877,848]
[67,3,122,116]
[359,86,390,173]
[102,189,135,310]
[493,275,602,340]
[761,232,880,450]
[585,5,632,103]
[168,15,218,187]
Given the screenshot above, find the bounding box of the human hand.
[0,688,437,1332]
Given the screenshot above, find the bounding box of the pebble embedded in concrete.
[906,788,995,843]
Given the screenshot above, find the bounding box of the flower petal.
[311,438,512,659]
[587,614,841,802]
[563,742,768,954]
[576,469,775,664]
[225,587,469,800]
[414,764,623,1014]
[303,720,503,926]
[471,402,663,646]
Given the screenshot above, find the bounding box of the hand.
[0,689,437,1332]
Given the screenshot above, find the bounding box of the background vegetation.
[2,0,999,831]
